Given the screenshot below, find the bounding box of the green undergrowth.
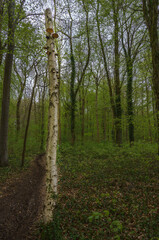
[40,142,159,240]
[0,150,42,183]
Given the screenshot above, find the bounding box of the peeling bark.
[44,8,59,223]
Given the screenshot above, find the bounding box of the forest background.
[0,0,159,239]
[0,0,158,167]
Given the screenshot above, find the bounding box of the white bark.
[44,8,59,223]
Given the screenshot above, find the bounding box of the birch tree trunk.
[44,8,59,222]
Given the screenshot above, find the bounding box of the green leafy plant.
[110,220,123,233]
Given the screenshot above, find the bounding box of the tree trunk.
[16,74,27,136]
[126,59,134,144]
[40,79,46,152]
[142,0,159,152]
[113,0,122,146]
[0,0,5,66]
[21,73,38,167]
[145,77,152,142]
[53,0,61,144]
[95,83,99,142]
[0,0,15,167]
[70,38,76,145]
[81,87,85,143]
[102,82,106,141]
[69,1,90,145]
[96,2,118,144]
[44,8,59,222]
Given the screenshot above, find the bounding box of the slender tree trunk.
[81,82,85,142]
[70,37,76,145]
[21,73,38,167]
[53,0,61,144]
[0,0,15,167]
[0,0,5,66]
[141,78,145,140]
[96,7,115,117]
[102,82,106,141]
[96,2,119,144]
[33,90,37,124]
[95,83,99,142]
[40,80,46,152]
[113,0,122,146]
[57,63,61,144]
[142,0,159,153]
[69,1,90,145]
[86,98,89,136]
[16,98,21,134]
[16,74,27,136]
[126,59,134,144]
[152,92,157,141]
[44,8,59,222]
[64,112,67,139]
[145,77,152,142]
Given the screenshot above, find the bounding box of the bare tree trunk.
[21,73,38,167]
[40,78,46,152]
[67,0,90,145]
[95,83,99,142]
[126,59,134,144]
[79,81,85,143]
[0,0,15,167]
[142,0,159,153]
[112,0,122,146]
[53,0,61,144]
[15,71,27,136]
[70,36,76,145]
[0,0,6,66]
[102,81,106,141]
[96,2,119,145]
[44,8,59,222]
[81,84,85,143]
[145,77,152,142]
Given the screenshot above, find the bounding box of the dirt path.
[0,154,46,240]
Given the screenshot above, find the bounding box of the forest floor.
[1,142,159,240]
[0,154,46,240]
[41,142,159,240]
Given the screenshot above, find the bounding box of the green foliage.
[38,209,62,240]
[45,142,159,239]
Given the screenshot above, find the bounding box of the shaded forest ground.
[41,142,159,240]
[0,154,46,240]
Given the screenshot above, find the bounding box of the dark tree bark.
[67,0,90,145]
[112,0,122,146]
[102,81,107,141]
[142,0,159,152]
[40,79,46,152]
[96,1,122,145]
[96,3,116,119]
[95,80,99,142]
[79,80,85,143]
[126,58,134,144]
[70,36,76,145]
[92,70,101,142]
[21,73,38,167]
[14,65,27,136]
[121,3,145,145]
[0,0,15,166]
[0,0,25,166]
[145,77,152,142]
[0,0,6,66]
